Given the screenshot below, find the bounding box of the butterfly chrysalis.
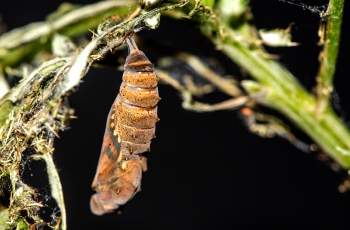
[90,37,160,215]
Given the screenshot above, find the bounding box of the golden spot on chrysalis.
[111,113,115,120]
[113,129,118,136]
[121,161,127,171]
[109,122,115,128]
[117,135,121,143]
[116,189,121,194]
[117,151,123,163]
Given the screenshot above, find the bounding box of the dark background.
[2,0,350,229]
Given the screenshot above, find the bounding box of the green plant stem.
[316,0,344,111]
[185,0,350,168]
[224,42,350,169]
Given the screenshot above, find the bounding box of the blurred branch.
[176,53,243,97]
[0,0,138,69]
[156,69,186,91]
[169,0,350,169]
[156,56,250,112]
[182,91,249,112]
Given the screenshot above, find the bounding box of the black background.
[2,0,350,229]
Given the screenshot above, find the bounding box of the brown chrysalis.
[90,37,160,215]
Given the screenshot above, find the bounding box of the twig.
[155,69,185,91]
[176,52,243,97]
[156,68,249,112]
[182,91,250,112]
[182,74,214,96]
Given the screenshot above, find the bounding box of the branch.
[182,91,250,112]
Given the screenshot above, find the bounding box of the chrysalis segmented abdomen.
[90,38,160,216]
[115,42,160,152]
